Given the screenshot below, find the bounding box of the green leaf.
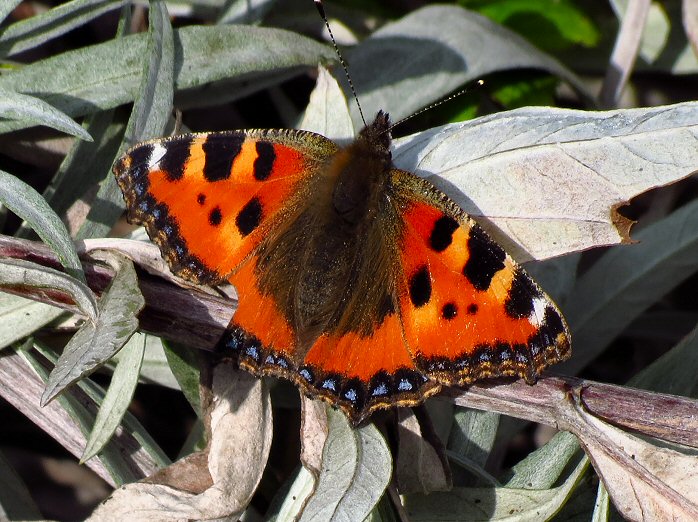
[0,0,125,57]
[447,408,500,485]
[41,253,145,405]
[504,431,581,489]
[0,25,334,134]
[29,111,124,228]
[0,169,85,283]
[21,345,146,485]
[77,0,174,239]
[122,0,174,149]
[299,65,354,140]
[119,333,178,389]
[470,0,600,51]
[0,258,98,322]
[405,455,588,521]
[300,410,392,521]
[0,294,64,350]
[267,466,317,521]
[0,87,93,140]
[82,331,145,462]
[344,5,591,126]
[162,341,201,417]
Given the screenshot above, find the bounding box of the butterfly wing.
[390,169,571,386]
[114,129,338,284]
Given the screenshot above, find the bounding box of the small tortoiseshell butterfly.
[114,107,571,426]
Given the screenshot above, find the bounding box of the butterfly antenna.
[387,80,485,133]
[314,0,366,127]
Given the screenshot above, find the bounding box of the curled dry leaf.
[89,363,273,521]
[558,392,698,521]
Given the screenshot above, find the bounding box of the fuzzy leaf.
[559,197,698,374]
[299,65,354,141]
[0,169,85,282]
[0,294,64,350]
[0,87,93,140]
[0,258,98,322]
[0,25,334,134]
[405,456,588,521]
[76,0,174,240]
[0,0,125,57]
[82,332,145,462]
[394,102,698,261]
[41,253,144,405]
[299,410,392,521]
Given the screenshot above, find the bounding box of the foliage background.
[1,0,698,520]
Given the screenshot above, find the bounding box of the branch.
[2,234,697,448]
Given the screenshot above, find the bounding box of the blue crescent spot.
[397,379,413,392]
[371,382,389,396]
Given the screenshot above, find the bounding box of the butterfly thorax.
[257,112,400,349]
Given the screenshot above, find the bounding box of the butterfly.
[113,109,571,426]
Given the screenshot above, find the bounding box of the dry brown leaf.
[89,364,272,521]
[559,393,698,521]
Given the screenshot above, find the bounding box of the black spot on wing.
[409,265,432,307]
[505,269,542,319]
[254,141,276,181]
[209,206,222,226]
[463,225,505,291]
[159,137,193,181]
[236,197,262,236]
[197,193,206,205]
[467,303,478,315]
[429,215,459,252]
[202,135,244,182]
[442,302,458,320]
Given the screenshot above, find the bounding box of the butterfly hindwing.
[391,170,571,385]
[114,129,338,284]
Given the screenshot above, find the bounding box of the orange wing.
[221,281,441,425]
[391,170,571,386]
[114,129,337,284]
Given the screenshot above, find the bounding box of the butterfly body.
[115,111,571,425]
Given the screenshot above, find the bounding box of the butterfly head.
[356,110,392,165]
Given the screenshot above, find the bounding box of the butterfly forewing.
[113,129,338,284]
